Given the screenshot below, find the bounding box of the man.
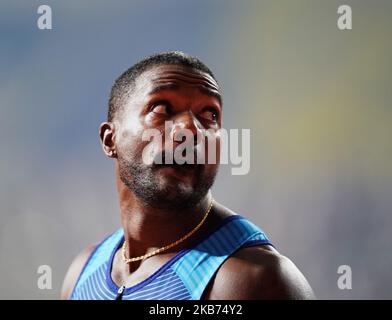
[61,51,315,300]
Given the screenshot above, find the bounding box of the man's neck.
[117,182,212,261]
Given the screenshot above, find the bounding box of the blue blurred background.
[0,0,391,299]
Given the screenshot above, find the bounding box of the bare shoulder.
[60,244,97,300]
[203,245,316,300]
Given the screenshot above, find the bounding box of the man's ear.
[99,122,117,158]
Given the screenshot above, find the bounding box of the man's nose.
[171,111,202,145]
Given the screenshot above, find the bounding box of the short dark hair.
[107,51,217,122]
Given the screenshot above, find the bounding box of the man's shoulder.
[60,244,98,300]
[60,228,124,299]
[203,245,315,300]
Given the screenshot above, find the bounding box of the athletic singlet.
[70,215,272,300]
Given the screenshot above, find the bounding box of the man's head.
[100,51,222,210]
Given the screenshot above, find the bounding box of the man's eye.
[200,108,218,122]
[151,103,170,115]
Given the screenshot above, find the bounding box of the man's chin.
[151,180,208,210]
[149,190,198,210]
[119,160,214,210]
[159,179,194,199]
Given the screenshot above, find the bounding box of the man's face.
[114,64,222,210]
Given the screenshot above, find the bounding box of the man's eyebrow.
[148,83,222,104]
[198,86,222,103]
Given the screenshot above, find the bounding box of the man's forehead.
[135,64,220,93]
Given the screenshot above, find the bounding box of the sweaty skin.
[61,64,315,300]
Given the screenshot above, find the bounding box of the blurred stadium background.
[0,0,391,299]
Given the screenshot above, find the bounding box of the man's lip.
[153,149,204,165]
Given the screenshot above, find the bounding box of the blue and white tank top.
[70,215,272,300]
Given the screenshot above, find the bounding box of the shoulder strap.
[71,228,123,297]
[171,216,272,300]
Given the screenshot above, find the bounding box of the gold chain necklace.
[121,198,214,264]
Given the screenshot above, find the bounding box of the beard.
[117,151,217,211]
